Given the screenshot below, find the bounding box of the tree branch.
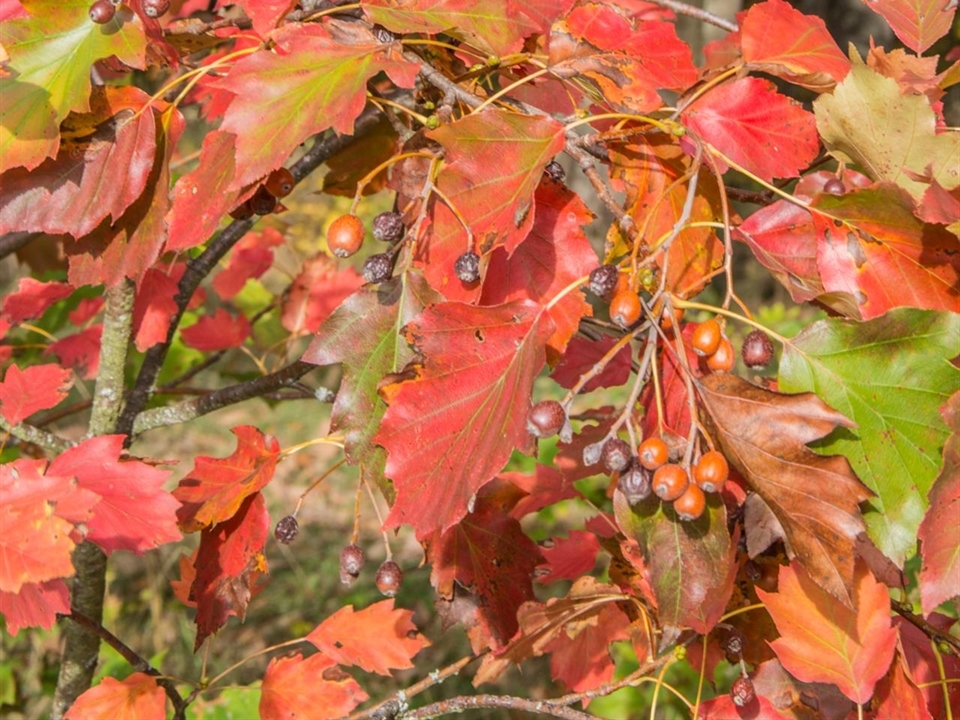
[88,279,136,438]
[131,360,324,434]
[116,107,384,441]
[400,695,597,719]
[646,0,739,32]
[0,231,36,260]
[0,416,75,454]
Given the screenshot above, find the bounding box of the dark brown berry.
[721,627,745,657]
[823,177,845,195]
[601,437,632,474]
[544,160,565,183]
[142,0,170,17]
[264,167,295,198]
[328,214,365,258]
[375,559,403,597]
[372,211,404,243]
[89,0,115,23]
[454,251,480,283]
[730,676,756,707]
[618,460,652,506]
[527,400,566,438]
[741,329,774,369]
[373,24,397,43]
[229,200,254,221]
[274,515,299,544]
[250,186,278,216]
[339,544,366,585]
[362,253,394,283]
[588,265,619,299]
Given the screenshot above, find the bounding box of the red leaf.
[918,392,960,614]
[48,436,182,555]
[170,551,198,609]
[44,325,102,380]
[480,178,595,360]
[863,0,956,53]
[502,464,580,519]
[740,0,850,91]
[132,266,181,352]
[281,254,364,335]
[173,426,281,533]
[213,227,284,300]
[874,652,933,720]
[191,492,268,649]
[897,614,960,718]
[180,308,250,352]
[0,87,159,239]
[695,693,789,719]
[544,602,631,693]
[306,599,430,675]
[536,530,600,584]
[550,335,632,393]
[260,652,368,720]
[218,21,418,187]
[68,297,104,325]
[65,673,166,720]
[0,278,73,324]
[377,300,554,538]
[682,77,819,182]
[758,561,897,704]
[919,180,960,228]
[166,131,240,251]
[0,363,72,425]
[425,483,542,647]
[0,579,70,635]
[235,0,296,38]
[639,324,703,441]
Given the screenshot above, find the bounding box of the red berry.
[274,515,299,544]
[142,0,170,17]
[741,329,774,369]
[328,214,365,258]
[693,451,728,492]
[638,437,669,470]
[609,290,641,328]
[372,211,404,243]
[250,186,278,216]
[527,400,566,438]
[823,177,846,195]
[730,676,756,707]
[339,544,366,585]
[89,0,115,23]
[375,560,403,597]
[706,336,735,372]
[653,464,688,501]
[673,482,706,521]
[264,167,295,198]
[692,319,722,357]
[229,200,254,221]
[618,460,652,506]
[601,437,632,474]
[454,251,480,283]
[588,265,619,299]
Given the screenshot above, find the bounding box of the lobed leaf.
[861,0,956,53]
[0,363,72,426]
[64,673,166,720]
[260,652,367,720]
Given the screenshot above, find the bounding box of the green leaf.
[779,309,960,566]
[0,0,146,173]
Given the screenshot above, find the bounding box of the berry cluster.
[635,437,729,521]
[230,167,295,220]
[692,319,735,373]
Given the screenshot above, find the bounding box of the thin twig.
[645,0,738,32]
[400,695,597,719]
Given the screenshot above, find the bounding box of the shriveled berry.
[527,400,566,438]
[454,251,480,283]
[721,627,745,657]
[706,336,735,372]
[693,450,728,492]
[619,460,652,506]
[264,167,295,198]
[673,482,706,521]
[601,437,632,474]
[142,0,170,17]
[741,329,774,369]
[582,441,604,466]
[362,253,394,283]
[544,160,565,183]
[274,515,299,544]
[375,559,403,597]
[372,211,404,242]
[638,437,669,470]
[250,186,278,216]
[653,464,688,501]
[339,544,366,585]
[373,24,397,43]
[692,319,722,357]
[328,214,365,258]
[823,177,846,195]
[731,676,756,707]
[609,290,641,328]
[229,200,254,221]
[588,265,619,300]
[89,0,115,23]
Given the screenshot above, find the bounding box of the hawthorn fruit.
[731,676,756,707]
[526,400,566,438]
[375,560,403,597]
[674,483,706,521]
[328,214,365,258]
[823,177,846,195]
[638,437,669,470]
[274,515,299,544]
[653,464,688,501]
[250,186,278,216]
[454,251,481,283]
[741,329,774,369]
[588,264,619,299]
[707,336,736,372]
[362,253,394,284]
[264,167,295,198]
[609,290,641,328]
[601,437,632,474]
[692,319,722,357]
[618,460,652,506]
[372,211,405,243]
[142,0,170,18]
[693,451,728,492]
[88,0,115,23]
[339,544,366,585]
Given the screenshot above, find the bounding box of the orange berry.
[638,437,669,470]
[264,167,295,198]
[653,464,688,501]
[674,482,706,521]
[693,451,728,492]
[692,319,722,357]
[707,336,735,372]
[328,214,365,258]
[609,290,641,328]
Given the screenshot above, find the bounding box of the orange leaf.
[306,599,430,675]
[260,653,368,720]
[758,561,897,704]
[65,673,166,720]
